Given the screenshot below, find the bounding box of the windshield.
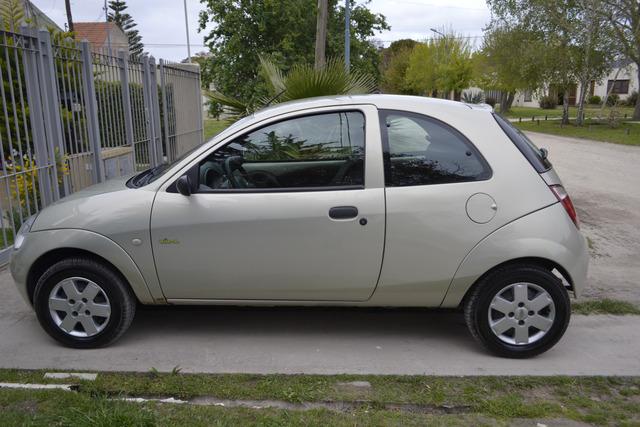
[126,115,270,188]
[127,144,204,188]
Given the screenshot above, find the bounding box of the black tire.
[464,263,571,358]
[33,257,136,348]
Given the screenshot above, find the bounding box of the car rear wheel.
[33,257,136,348]
[464,264,571,358]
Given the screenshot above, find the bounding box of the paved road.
[0,132,638,375]
[1,269,639,375]
[526,132,640,304]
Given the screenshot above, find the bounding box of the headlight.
[13,215,36,250]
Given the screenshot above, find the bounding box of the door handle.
[329,206,359,219]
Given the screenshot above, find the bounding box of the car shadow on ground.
[124,305,477,348]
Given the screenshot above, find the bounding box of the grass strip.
[514,121,640,146]
[573,298,640,315]
[0,370,639,425]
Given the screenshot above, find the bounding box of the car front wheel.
[464,264,571,358]
[33,257,136,348]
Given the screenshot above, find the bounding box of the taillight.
[549,184,579,228]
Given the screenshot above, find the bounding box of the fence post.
[149,57,163,165]
[141,55,159,167]
[118,50,135,149]
[80,40,104,182]
[196,63,204,144]
[36,29,65,199]
[159,59,172,161]
[20,26,54,206]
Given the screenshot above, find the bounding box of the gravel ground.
[525,132,640,304]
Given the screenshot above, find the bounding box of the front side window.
[198,111,365,191]
[380,110,491,187]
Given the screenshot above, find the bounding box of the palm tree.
[208,56,377,122]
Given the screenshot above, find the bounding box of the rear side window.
[493,113,551,173]
[379,110,491,187]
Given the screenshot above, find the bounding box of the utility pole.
[65,0,74,32]
[344,0,350,71]
[104,0,112,55]
[183,0,192,63]
[314,0,328,69]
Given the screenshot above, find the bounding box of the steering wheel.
[223,156,251,188]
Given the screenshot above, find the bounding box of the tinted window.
[493,113,551,173]
[380,110,491,187]
[198,111,365,191]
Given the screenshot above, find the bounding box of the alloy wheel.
[488,282,555,345]
[48,277,111,337]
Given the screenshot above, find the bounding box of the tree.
[0,0,24,30]
[487,0,615,124]
[598,0,640,120]
[327,1,389,80]
[107,0,144,57]
[403,33,473,100]
[208,56,377,121]
[404,43,438,96]
[477,26,546,113]
[573,0,616,124]
[190,52,214,89]
[198,0,388,107]
[315,0,328,69]
[379,39,418,94]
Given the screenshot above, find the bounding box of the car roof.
[248,94,491,122]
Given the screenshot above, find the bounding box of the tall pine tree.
[107,1,144,57]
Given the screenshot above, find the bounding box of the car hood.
[31,176,156,237]
[50,175,134,203]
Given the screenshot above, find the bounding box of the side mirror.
[176,175,192,196]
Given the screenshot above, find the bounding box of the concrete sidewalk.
[1,268,638,376]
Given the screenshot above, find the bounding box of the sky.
[30,0,492,62]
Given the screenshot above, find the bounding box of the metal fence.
[0,26,203,262]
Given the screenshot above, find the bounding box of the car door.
[150,106,386,302]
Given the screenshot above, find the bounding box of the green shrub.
[539,95,557,109]
[606,93,620,106]
[485,96,496,107]
[625,91,638,107]
[587,95,601,105]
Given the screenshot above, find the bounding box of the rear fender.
[441,203,589,307]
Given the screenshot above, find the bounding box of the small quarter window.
[379,110,491,187]
[197,111,365,191]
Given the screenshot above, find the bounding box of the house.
[591,59,638,102]
[74,22,129,53]
[512,58,638,108]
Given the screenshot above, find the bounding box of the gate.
[0,26,203,263]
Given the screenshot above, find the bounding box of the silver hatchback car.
[10,95,588,357]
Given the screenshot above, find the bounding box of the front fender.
[10,228,156,305]
[440,203,589,307]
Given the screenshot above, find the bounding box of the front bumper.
[9,235,34,307]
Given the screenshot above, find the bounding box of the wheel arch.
[15,229,156,306]
[27,248,137,305]
[456,257,574,309]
